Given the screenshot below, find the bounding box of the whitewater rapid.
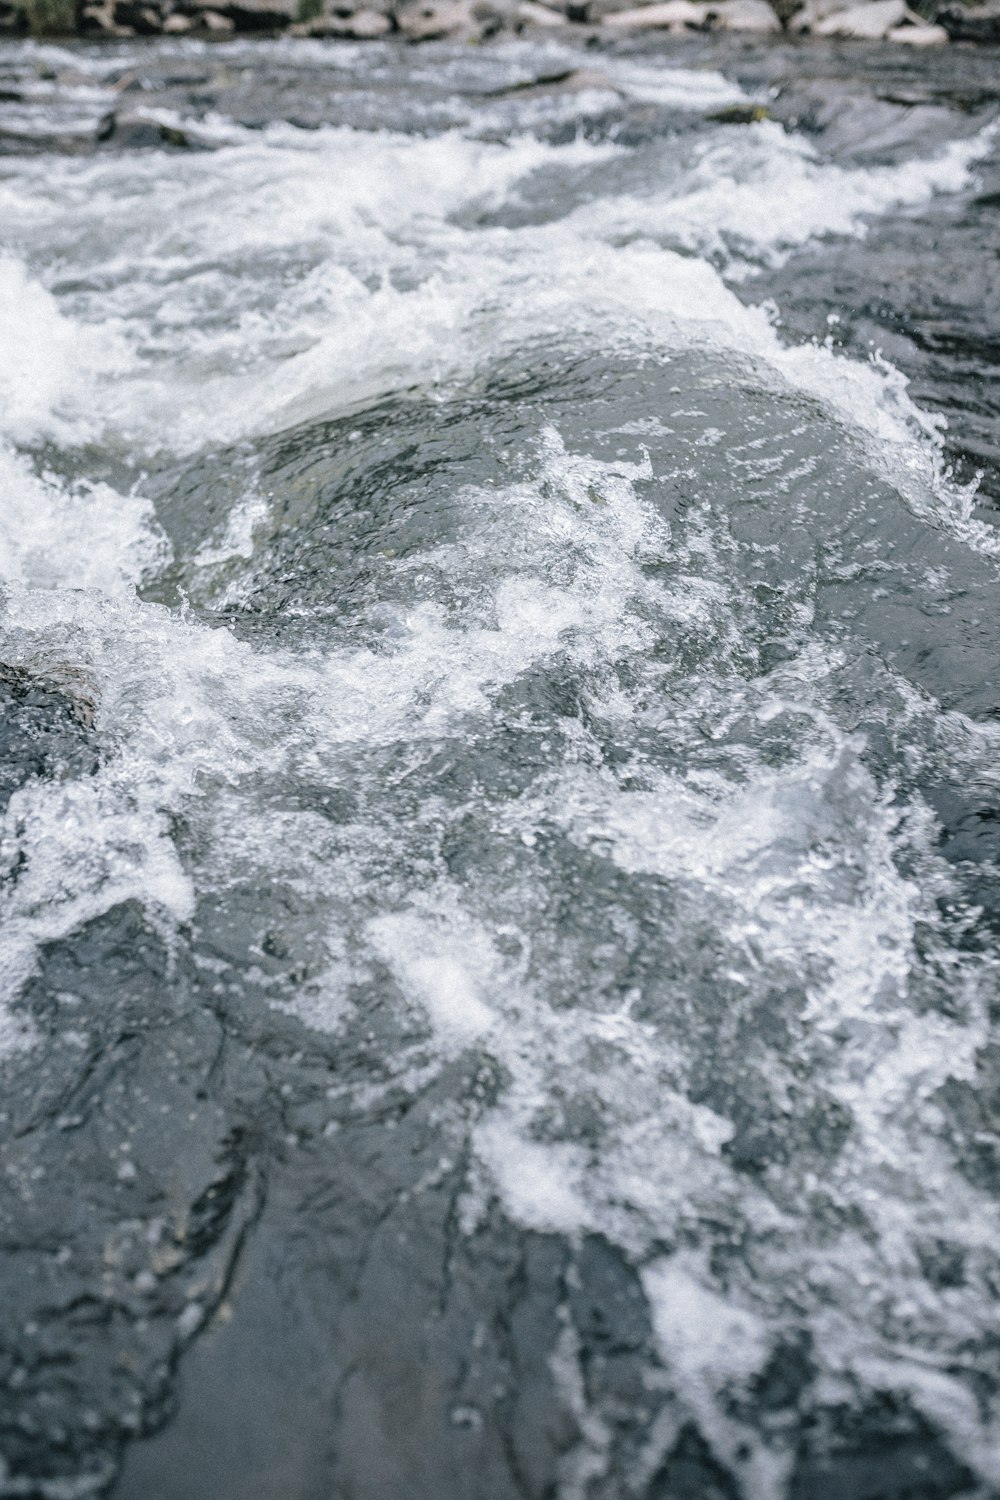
[1,34,1000,1500]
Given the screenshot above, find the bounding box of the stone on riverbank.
[292,5,391,33]
[603,0,778,30]
[395,0,473,34]
[706,0,781,30]
[176,0,297,25]
[515,0,565,22]
[814,0,908,34]
[2,0,997,79]
[887,18,948,38]
[602,0,705,28]
[936,0,1000,39]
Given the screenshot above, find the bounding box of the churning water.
[1,32,1000,1500]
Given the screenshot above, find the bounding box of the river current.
[1,32,1000,1500]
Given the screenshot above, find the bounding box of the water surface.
[1,32,1000,1500]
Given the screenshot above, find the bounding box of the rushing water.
[1,32,1000,1500]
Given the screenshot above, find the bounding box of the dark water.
[1,31,1000,1500]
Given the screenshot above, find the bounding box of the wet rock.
[787,0,853,32]
[395,0,475,34]
[648,1424,741,1500]
[113,1197,578,1500]
[597,0,781,23]
[755,70,948,152]
[935,1044,1000,1195]
[0,844,614,1500]
[602,0,707,28]
[112,0,165,28]
[173,0,292,23]
[0,904,263,1498]
[568,0,621,19]
[787,1400,975,1500]
[336,5,392,30]
[814,0,914,34]
[0,663,98,816]
[936,0,1000,41]
[16,0,978,36]
[516,0,565,22]
[465,0,509,34]
[97,110,194,146]
[80,0,135,32]
[745,1334,816,1415]
[707,101,771,120]
[295,4,390,31]
[887,18,947,39]
[479,61,622,94]
[213,0,297,24]
[328,4,390,29]
[704,0,780,30]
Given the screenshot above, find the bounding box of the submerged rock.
[0,663,98,815]
[707,101,772,121]
[97,110,197,146]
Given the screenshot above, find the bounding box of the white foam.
[369,908,498,1048]
[476,1121,591,1236]
[643,1257,792,1500]
[0,447,168,594]
[0,396,996,1490]
[3,52,1000,1492]
[1,113,990,511]
[572,120,997,266]
[0,257,127,445]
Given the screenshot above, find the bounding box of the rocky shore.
[2,0,999,53]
